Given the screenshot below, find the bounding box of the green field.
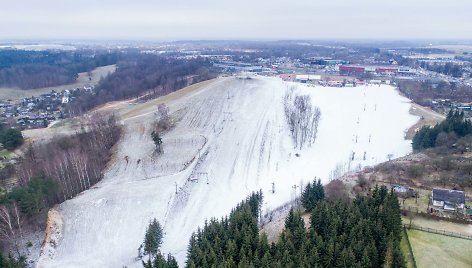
[400,230,416,268]
[407,229,472,268]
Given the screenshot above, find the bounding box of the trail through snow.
[37,76,418,267]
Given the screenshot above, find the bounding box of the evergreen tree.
[143,219,164,260]
[301,179,325,211]
[184,186,405,268]
[413,109,472,150]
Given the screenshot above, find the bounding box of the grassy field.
[402,215,472,236]
[400,230,416,268]
[407,229,472,268]
[0,64,116,101]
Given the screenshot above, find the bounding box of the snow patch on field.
[38,76,418,267]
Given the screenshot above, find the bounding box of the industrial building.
[339,65,415,74]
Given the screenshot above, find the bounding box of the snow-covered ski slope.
[37,76,418,267]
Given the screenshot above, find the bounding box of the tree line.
[181,183,404,268]
[413,110,472,150]
[66,55,217,115]
[396,79,472,107]
[419,61,466,78]
[0,114,121,262]
[16,113,121,201]
[0,49,119,89]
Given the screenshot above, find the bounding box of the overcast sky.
[1,0,471,40]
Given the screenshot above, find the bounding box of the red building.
[339,66,366,72]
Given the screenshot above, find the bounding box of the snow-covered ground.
[37,76,418,267]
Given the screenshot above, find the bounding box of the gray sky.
[1,0,471,40]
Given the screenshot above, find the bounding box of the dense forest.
[67,55,216,115]
[0,50,119,89]
[182,183,404,268]
[412,110,472,150]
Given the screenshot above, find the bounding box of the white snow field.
[37,76,418,267]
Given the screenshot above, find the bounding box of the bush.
[325,179,350,203]
[0,253,26,268]
[0,128,23,150]
[406,165,425,179]
[356,174,369,190]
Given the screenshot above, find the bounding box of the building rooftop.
[432,188,465,204]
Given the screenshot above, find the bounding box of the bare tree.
[155,103,172,132]
[0,203,23,257]
[325,179,350,203]
[15,113,121,202]
[284,88,321,149]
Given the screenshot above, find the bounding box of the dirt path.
[406,103,445,139]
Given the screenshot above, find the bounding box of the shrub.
[406,165,425,179]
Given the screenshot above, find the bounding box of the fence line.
[404,223,472,241]
[402,227,417,268]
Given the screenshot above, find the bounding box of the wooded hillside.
[0,50,119,89]
[66,55,216,115]
[185,185,405,268]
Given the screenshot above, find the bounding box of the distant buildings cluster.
[0,85,93,129]
[338,65,415,74]
[279,73,394,88]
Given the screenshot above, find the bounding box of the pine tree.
[361,248,372,268]
[383,235,396,268]
[144,218,164,260]
[183,186,406,268]
[301,179,325,211]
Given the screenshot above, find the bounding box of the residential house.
[393,185,416,198]
[432,188,465,211]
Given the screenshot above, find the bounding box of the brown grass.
[120,77,224,120]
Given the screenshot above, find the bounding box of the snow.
[37,76,418,267]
